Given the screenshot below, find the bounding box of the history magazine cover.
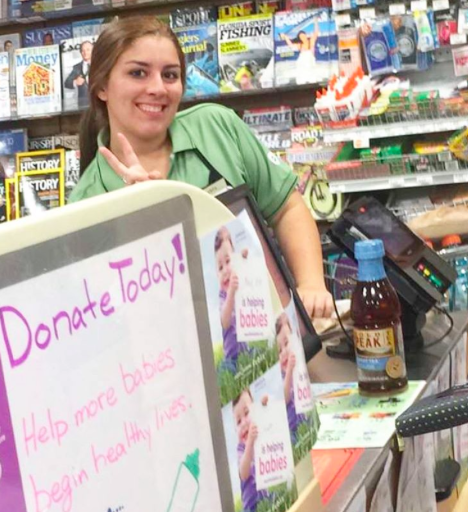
[218,13,274,93]
[5,177,16,221]
[15,45,61,116]
[0,152,17,223]
[15,148,65,218]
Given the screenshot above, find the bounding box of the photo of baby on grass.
[200,210,279,406]
[222,364,297,512]
[276,296,320,464]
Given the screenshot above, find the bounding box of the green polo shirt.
[69,103,297,223]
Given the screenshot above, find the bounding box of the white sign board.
[0,188,233,512]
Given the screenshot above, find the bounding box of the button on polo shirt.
[69,103,298,224]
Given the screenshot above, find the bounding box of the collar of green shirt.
[96,118,195,193]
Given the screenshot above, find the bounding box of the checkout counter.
[308,310,468,511]
[308,196,468,511]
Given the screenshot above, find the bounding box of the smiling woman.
[70,16,334,320]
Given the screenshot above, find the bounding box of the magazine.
[0,52,10,119]
[65,149,80,200]
[170,6,217,28]
[274,9,337,86]
[243,106,293,132]
[256,0,282,14]
[29,133,79,151]
[254,130,292,153]
[23,24,72,47]
[0,33,21,114]
[0,33,21,55]
[5,177,16,221]
[15,45,62,116]
[17,0,104,18]
[0,154,16,223]
[175,22,219,98]
[15,148,65,218]
[72,17,106,37]
[218,1,254,19]
[28,136,54,151]
[218,13,274,93]
[61,35,97,111]
[0,129,27,154]
[0,177,6,223]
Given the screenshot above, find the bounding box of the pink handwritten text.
[29,468,88,512]
[109,247,177,303]
[74,386,118,427]
[120,349,175,395]
[155,394,191,431]
[23,409,69,456]
[1,279,114,369]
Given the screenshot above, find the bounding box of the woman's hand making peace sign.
[98,132,164,186]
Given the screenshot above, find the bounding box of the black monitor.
[328,196,457,351]
[217,185,322,361]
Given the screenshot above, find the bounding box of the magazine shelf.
[0,0,253,29]
[0,82,325,127]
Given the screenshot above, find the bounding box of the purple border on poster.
[0,354,27,512]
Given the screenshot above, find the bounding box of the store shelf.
[0,0,274,28]
[0,82,323,126]
[323,117,468,144]
[182,82,324,109]
[328,170,468,194]
[1,0,224,27]
[0,108,85,123]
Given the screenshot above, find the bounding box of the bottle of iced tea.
[351,239,408,395]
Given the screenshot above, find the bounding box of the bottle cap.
[355,239,385,260]
[441,234,461,248]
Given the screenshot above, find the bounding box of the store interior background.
[3,0,468,511]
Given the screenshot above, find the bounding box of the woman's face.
[98,35,183,144]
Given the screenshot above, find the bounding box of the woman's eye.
[164,70,180,81]
[130,69,146,78]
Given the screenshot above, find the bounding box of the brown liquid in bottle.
[351,240,408,396]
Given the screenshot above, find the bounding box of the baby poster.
[232,212,274,343]
[251,367,295,491]
[284,296,315,415]
[222,364,297,512]
[200,210,278,406]
[277,295,320,464]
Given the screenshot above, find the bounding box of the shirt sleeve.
[225,109,298,224]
